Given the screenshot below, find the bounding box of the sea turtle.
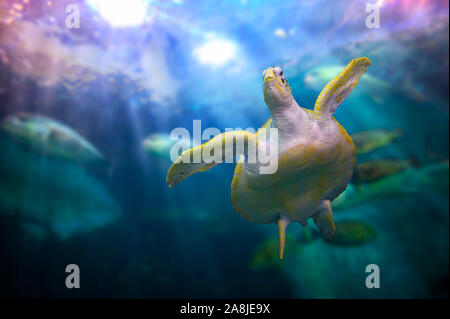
[0,113,104,162]
[167,57,372,258]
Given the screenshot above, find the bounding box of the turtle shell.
[230,115,355,225]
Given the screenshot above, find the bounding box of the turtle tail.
[277,214,291,259]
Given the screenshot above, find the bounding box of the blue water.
[0,0,448,298]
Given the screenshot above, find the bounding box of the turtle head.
[263,66,293,111]
[0,113,36,139]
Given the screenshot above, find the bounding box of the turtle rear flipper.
[313,200,336,239]
[314,57,371,116]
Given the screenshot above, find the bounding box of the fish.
[352,158,414,184]
[301,220,378,247]
[303,64,427,104]
[142,133,191,159]
[0,113,104,163]
[249,235,301,270]
[324,220,377,246]
[0,135,120,240]
[351,128,403,155]
[303,65,390,103]
[143,133,176,157]
[333,162,449,211]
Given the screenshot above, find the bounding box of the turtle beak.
[263,67,287,97]
[263,68,276,84]
[263,67,285,87]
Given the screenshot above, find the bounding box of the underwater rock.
[0,113,104,163]
[0,14,180,104]
[333,17,449,105]
[0,136,120,240]
[333,162,449,211]
[352,158,413,184]
[351,128,403,155]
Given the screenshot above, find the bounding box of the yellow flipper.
[313,200,336,239]
[166,131,257,187]
[314,57,371,116]
[259,117,272,130]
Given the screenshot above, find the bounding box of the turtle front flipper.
[314,57,371,116]
[166,131,258,187]
[312,200,336,239]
